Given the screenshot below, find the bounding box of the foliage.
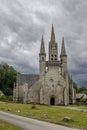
[0,63,17,96]
[0,120,22,130]
[77,87,87,94]
[7,95,13,101]
[0,95,7,102]
[0,95,13,102]
[73,82,87,94]
[1,102,87,129]
[73,82,78,93]
[80,98,87,104]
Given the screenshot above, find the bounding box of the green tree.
[73,82,78,93]
[0,63,17,96]
[77,87,87,94]
[80,98,87,104]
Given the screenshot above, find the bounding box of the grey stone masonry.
[13,25,76,105]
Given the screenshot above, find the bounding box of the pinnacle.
[60,37,67,56]
[40,35,45,54]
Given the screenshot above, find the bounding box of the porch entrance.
[50,97,55,105]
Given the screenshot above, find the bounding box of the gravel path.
[0,111,81,130]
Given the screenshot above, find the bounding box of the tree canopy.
[77,87,87,94]
[73,82,87,94]
[73,82,78,93]
[0,63,17,96]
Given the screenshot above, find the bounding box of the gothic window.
[55,55,57,57]
[51,54,53,57]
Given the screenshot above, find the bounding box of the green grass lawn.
[0,120,23,130]
[0,102,87,130]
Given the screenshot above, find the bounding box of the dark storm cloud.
[0,0,87,86]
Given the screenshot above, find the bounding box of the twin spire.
[60,37,67,57]
[40,25,67,57]
[40,35,45,54]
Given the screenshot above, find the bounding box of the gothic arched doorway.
[50,97,55,105]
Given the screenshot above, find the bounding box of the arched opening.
[50,97,55,105]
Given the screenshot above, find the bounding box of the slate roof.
[17,74,39,88]
[76,93,87,99]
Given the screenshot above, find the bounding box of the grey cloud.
[0,0,87,86]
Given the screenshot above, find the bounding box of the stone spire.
[51,24,55,42]
[40,35,45,54]
[60,37,67,57]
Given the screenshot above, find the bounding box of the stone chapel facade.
[13,25,76,105]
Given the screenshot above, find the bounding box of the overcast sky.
[0,0,87,86]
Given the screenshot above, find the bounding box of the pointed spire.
[40,35,45,54]
[51,24,55,42]
[60,37,67,56]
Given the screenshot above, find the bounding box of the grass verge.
[0,102,87,130]
[0,120,23,130]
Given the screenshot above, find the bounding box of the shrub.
[80,98,87,104]
[0,95,13,102]
[7,96,13,102]
[0,95,7,102]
